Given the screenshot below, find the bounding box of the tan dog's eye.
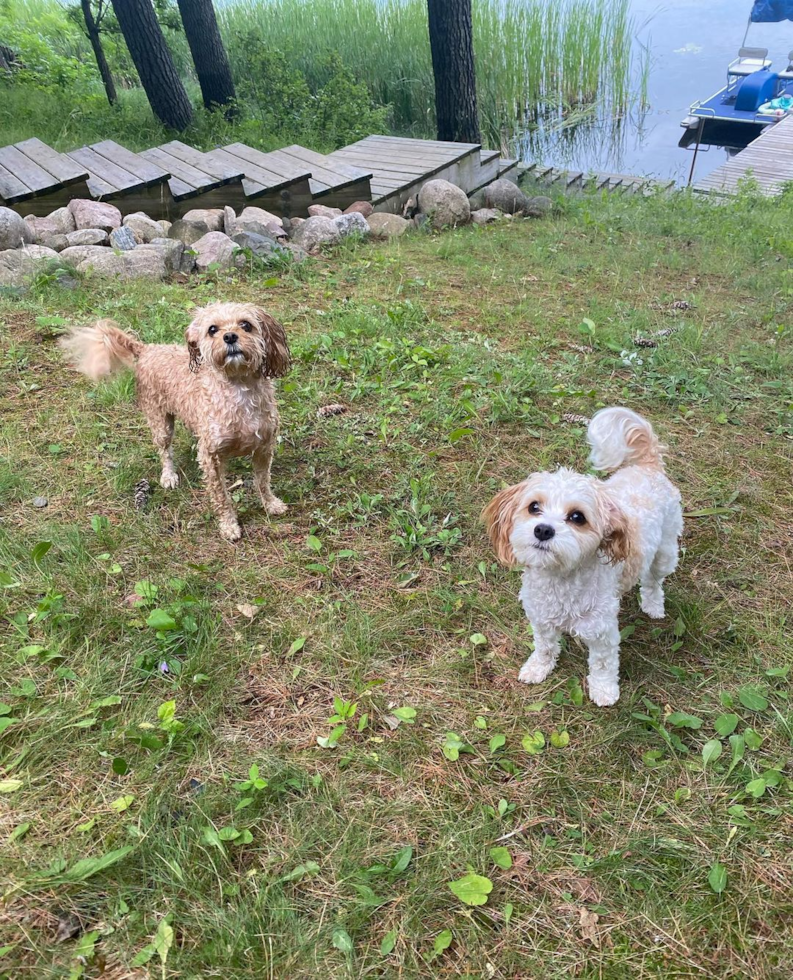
[208,325,219,336]
[528,501,541,515]
[239,320,253,333]
[568,510,587,525]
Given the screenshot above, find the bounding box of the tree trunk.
[110,0,193,130]
[426,0,480,144]
[176,0,237,117]
[81,0,117,106]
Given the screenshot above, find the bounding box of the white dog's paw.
[518,656,556,685]
[587,676,620,707]
[641,592,665,619]
[219,519,242,543]
[264,496,288,517]
[160,470,179,490]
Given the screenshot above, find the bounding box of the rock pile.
[0,175,550,287]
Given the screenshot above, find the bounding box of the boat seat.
[735,68,779,111]
[728,47,771,76]
[777,49,793,80]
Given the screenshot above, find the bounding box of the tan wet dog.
[62,303,291,542]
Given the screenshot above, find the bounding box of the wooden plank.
[364,135,481,154]
[15,138,88,186]
[159,141,244,183]
[67,146,142,196]
[280,144,370,185]
[139,146,217,199]
[91,141,169,187]
[0,160,33,202]
[336,143,467,165]
[0,145,61,194]
[224,143,312,183]
[338,137,475,164]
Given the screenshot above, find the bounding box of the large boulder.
[68,247,167,280]
[24,207,76,242]
[59,244,110,267]
[67,199,122,232]
[0,207,32,249]
[182,208,224,232]
[65,228,108,247]
[366,212,411,238]
[417,179,471,229]
[168,218,212,246]
[226,205,286,240]
[333,212,370,238]
[0,244,59,285]
[109,226,137,251]
[123,211,163,243]
[308,203,342,219]
[36,233,69,252]
[143,238,193,274]
[483,178,529,215]
[231,231,288,261]
[291,215,340,252]
[190,231,242,272]
[344,201,373,218]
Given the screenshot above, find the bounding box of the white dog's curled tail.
[587,407,665,472]
[60,319,144,381]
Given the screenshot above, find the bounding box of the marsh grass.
[1,186,792,977]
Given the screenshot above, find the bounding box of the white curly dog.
[483,407,683,707]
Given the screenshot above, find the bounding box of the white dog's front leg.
[584,622,621,707]
[518,624,561,685]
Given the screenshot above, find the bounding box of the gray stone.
[230,205,286,240]
[59,245,110,267]
[168,218,211,246]
[123,211,163,243]
[414,213,429,230]
[231,231,287,260]
[65,228,108,247]
[344,200,373,217]
[223,205,238,237]
[332,211,370,238]
[25,208,76,242]
[417,179,471,229]
[38,234,69,252]
[282,242,309,263]
[190,231,241,272]
[471,208,501,225]
[0,245,60,285]
[0,207,31,249]
[71,247,167,280]
[468,189,486,210]
[141,238,191,273]
[109,226,137,251]
[367,212,412,238]
[483,178,529,215]
[308,204,342,218]
[32,496,48,508]
[524,195,552,218]
[291,215,340,252]
[182,208,224,232]
[158,220,172,236]
[288,216,305,232]
[67,199,122,232]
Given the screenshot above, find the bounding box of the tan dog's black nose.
[224,332,238,345]
[534,524,555,541]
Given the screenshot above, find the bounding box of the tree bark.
[81,0,118,106]
[176,0,237,117]
[110,0,193,130]
[426,0,480,144]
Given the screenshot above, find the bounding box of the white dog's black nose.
[224,332,238,345]
[534,524,555,542]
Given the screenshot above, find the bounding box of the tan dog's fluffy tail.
[587,407,665,472]
[61,320,144,381]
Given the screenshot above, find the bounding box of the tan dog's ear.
[185,320,202,373]
[599,492,634,566]
[482,482,525,567]
[255,309,290,378]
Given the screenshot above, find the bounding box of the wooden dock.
[693,115,793,196]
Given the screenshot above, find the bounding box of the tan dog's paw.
[265,497,288,516]
[220,519,243,543]
[160,470,179,490]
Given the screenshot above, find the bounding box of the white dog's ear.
[599,491,634,566]
[185,319,202,373]
[482,482,525,567]
[253,308,290,378]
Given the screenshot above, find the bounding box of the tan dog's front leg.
[253,439,287,516]
[198,445,241,543]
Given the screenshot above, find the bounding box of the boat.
[680,0,793,149]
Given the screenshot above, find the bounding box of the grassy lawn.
[1,187,792,979]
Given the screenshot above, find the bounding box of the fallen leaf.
[579,908,600,947]
[236,603,260,620]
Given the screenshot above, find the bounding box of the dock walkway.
[693,115,793,196]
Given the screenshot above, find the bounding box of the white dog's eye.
[528,501,541,515]
[208,325,219,336]
[240,320,253,333]
[568,510,587,526]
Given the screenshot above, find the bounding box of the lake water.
[526,0,793,183]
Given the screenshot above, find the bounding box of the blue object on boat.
[735,69,779,109]
[751,0,793,22]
